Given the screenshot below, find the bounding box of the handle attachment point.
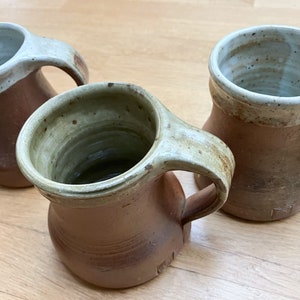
[157,114,235,224]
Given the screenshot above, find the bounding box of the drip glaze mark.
[74,54,88,77]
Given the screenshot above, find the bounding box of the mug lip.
[209,24,300,106]
[16,82,165,200]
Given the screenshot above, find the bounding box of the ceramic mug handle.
[4,25,89,88]
[158,113,235,224]
[26,35,89,85]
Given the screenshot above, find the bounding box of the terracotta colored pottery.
[196,25,300,221]
[0,22,88,187]
[16,82,234,288]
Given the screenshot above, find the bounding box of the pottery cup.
[196,25,300,221]
[0,22,88,187]
[16,82,234,288]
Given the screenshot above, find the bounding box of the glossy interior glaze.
[0,27,24,65]
[29,87,156,185]
[217,28,300,96]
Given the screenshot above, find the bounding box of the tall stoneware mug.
[0,22,88,187]
[16,82,234,288]
[196,25,300,221]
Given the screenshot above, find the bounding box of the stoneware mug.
[0,22,88,188]
[16,82,234,288]
[196,25,300,221]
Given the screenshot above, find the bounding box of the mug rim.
[16,82,165,200]
[209,24,300,106]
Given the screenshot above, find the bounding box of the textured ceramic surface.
[0,22,88,187]
[16,82,234,288]
[196,25,300,221]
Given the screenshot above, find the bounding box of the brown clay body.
[0,22,88,187]
[48,172,191,288]
[0,70,56,187]
[201,102,300,221]
[16,82,234,288]
[196,25,300,221]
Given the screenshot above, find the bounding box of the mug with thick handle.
[0,22,88,187]
[16,82,234,288]
[196,25,300,221]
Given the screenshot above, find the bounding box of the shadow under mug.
[16,82,234,288]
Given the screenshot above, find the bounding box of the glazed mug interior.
[216,26,300,97]
[0,27,24,65]
[29,84,157,185]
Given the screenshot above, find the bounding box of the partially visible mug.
[196,25,300,221]
[0,22,88,187]
[16,82,234,288]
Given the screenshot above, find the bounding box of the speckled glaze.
[196,25,300,221]
[16,82,234,288]
[0,22,88,187]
